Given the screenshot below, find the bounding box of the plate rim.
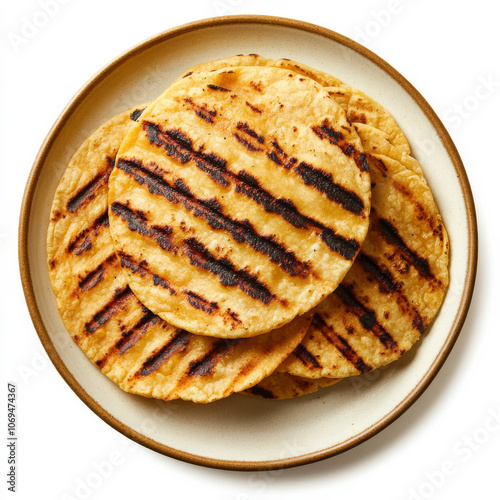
[18,14,478,471]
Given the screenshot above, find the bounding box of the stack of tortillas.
[47,55,449,403]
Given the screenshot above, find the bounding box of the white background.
[1,1,498,499]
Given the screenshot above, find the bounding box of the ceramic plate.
[19,15,477,470]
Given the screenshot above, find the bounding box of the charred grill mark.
[357,253,399,293]
[115,311,159,355]
[118,252,176,294]
[110,201,175,252]
[392,179,441,235]
[145,124,192,163]
[361,253,423,331]
[377,218,434,279]
[183,97,217,123]
[67,160,114,213]
[227,309,241,324]
[245,101,262,113]
[144,122,230,186]
[312,119,370,172]
[118,252,147,277]
[368,155,388,177]
[233,122,264,152]
[294,162,366,216]
[266,140,297,169]
[183,238,275,304]
[78,253,117,292]
[249,81,262,92]
[235,171,360,260]
[84,286,134,334]
[188,339,242,377]
[312,313,373,373]
[293,344,320,368]
[130,107,146,122]
[233,133,263,151]
[358,253,426,334]
[236,122,265,143]
[334,334,373,374]
[207,84,229,91]
[334,285,399,351]
[246,385,275,399]
[138,330,192,377]
[348,111,368,124]
[116,159,310,278]
[67,210,109,255]
[184,290,219,314]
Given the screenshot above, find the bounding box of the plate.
[19,15,477,470]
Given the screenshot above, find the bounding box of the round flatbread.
[46,106,310,403]
[279,151,449,378]
[109,65,371,338]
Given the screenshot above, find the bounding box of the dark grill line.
[183,97,216,123]
[187,339,242,377]
[67,158,114,213]
[138,330,192,377]
[115,311,158,355]
[184,290,219,314]
[245,101,262,113]
[207,84,229,91]
[294,162,365,216]
[115,159,311,278]
[67,210,109,255]
[311,313,372,373]
[334,284,399,351]
[183,237,275,305]
[130,107,146,122]
[311,119,370,172]
[78,253,117,292]
[377,218,434,279]
[357,253,399,293]
[236,121,265,143]
[233,132,263,151]
[111,201,175,252]
[266,139,290,167]
[246,385,275,399]
[357,252,426,334]
[84,286,134,334]
[118,252,176,294]
[293,344,320,368]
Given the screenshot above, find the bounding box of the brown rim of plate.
[18,15,477,471]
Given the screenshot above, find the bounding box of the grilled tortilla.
[108,65,371,338]
[185,55,449,377]
[279,151,449,378]
[46,107,310,403]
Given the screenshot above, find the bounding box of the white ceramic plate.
[19,16,477,470]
